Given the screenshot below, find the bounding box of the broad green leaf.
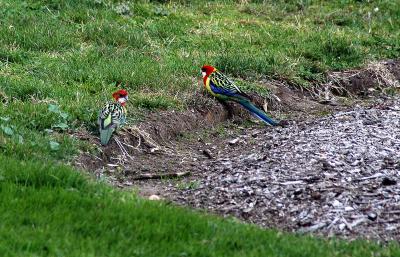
[53,123,69,130]
[0,116,10,122]
[1,125,13,136]
[48,104,60,113]
[60,112,69,119]
[49,141,60,151]
[18,135,24,144]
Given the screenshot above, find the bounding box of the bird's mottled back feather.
[99,102,125,130]
[208,71,248,98]
[98,102,126,145]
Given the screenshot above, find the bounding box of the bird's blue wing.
[209,82,239,97]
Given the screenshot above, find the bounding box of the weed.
[176,180,200,190]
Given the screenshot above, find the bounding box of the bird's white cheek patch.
[201,72,206,78]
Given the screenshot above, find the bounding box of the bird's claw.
[277,120,290,127]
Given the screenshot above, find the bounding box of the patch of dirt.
[75,91,255,175]
[75,59,400,242]
[166,98,400,242]
[325,60,400,97]
[261,79,335,114]
[75,82,336,179]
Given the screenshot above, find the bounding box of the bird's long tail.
[100,127,115,145]
[99,113,116,145]
[237,99,278,126]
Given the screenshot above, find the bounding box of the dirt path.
[159,97,400,242]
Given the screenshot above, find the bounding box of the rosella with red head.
[201,65,278,126]
[112,89,128,105]
[98,89,129,145]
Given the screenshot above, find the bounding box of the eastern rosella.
[201,65,278,126]
[98,89,128,145]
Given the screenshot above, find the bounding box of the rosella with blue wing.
[98,89,128,145]
[201,65,278,126]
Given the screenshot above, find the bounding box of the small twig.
[121,141,136,149]
[342,217,353,231]
[125,126,162,152]
[298,222,327,233]
[327,217,340,230]
[271,180,304,186]
[135,134,142,149]
[354,173,384,182]
[350,218,368,228]
[382,210,400,215]
[130,171,191,180]
[377,218,400,224]
[92,154,103,161]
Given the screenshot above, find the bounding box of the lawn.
[0,0,399,255]
[1,156,399,256]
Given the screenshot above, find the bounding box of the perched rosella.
[201,65,278,126]
[98,89,128,145]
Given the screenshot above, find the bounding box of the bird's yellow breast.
[204,77,217,97]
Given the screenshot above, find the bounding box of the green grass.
[0,0,399,255]
[1,156,399,257]
[1,0,399,159]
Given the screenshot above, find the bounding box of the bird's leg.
[217,99,234,119]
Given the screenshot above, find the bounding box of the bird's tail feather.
[100,127,115,145]
[238,100,278,126]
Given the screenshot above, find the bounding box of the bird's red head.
[201,65,216,78]
[112,89,128,106]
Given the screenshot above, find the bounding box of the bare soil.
[75,59,400,242]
